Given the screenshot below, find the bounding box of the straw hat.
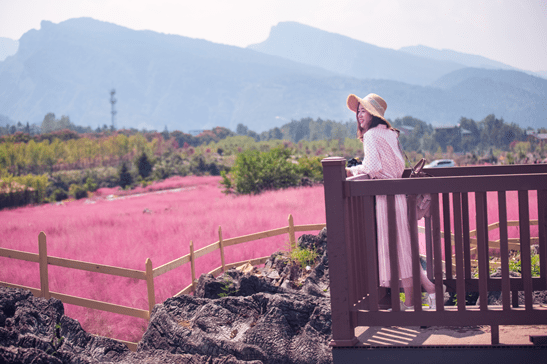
[346,93,388,122]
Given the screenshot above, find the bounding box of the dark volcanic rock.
[140,292,332,364]
[145,228,333,363]
[0,287,269,363]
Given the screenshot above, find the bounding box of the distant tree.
[247,130,260,141]
[58,115,71,130]
[162,125,170,140]
[41,113,56,134]
[236,123,249,135]
[136,152,152,179]
[119,163,133,189]
[269,127,283,140]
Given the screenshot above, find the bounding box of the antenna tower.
[110,89,117,130]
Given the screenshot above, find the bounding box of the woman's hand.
[346,168,354,177]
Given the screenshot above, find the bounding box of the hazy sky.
[1,0,546,72]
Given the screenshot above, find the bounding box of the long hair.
[356,112,399,141]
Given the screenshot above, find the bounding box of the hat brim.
[346,94,360,113]
[347,94,389,123]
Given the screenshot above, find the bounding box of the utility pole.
[110,89,117,130]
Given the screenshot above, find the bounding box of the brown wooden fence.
[322,158,547,347]
[0,214,326,351]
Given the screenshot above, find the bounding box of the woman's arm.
[362,132,382,178]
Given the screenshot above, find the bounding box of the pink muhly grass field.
[0,176,327,342]
[425,191,539,258]
[1,174,540,342]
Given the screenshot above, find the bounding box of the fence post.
[288,214,296,251]
[38,232,50,299]
[190,241,196,293]
[219,226,226,273]
[145,258,155,319]
[321,157,358,346]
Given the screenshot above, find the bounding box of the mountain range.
[0,18,545,132]
[0,37,19,62]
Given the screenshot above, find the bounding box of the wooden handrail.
[222,226,290,247]
[152,253,191,278]
[50,291,149,320]
[47,256,147,280]
[0,247,39,262]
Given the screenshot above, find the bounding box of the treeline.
[235,118,357,143]
[393,114,540,154]
[2,110,546,207]
[236,114,545,154]
[4,111,543,154]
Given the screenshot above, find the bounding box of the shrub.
[220,146,299,195]
[51,188,68,202]
[189,155,222,176]
[295,156,323,183]
[84,176,98,192]
[69,184,88,200]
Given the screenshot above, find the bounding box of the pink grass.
[1,176,326,342]
[1,175,540,341]
[420,191,539,258]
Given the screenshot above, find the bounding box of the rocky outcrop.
[1,228,333,364]
[139,228,333,364]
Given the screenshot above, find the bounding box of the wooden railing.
[0,214,326,351]
[419,219,540,271]
[322,158,547,347]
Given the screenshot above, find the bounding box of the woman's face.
[357,104,372,130]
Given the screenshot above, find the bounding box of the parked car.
[425,159,456,168]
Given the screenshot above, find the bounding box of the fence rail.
[0,214,326,351]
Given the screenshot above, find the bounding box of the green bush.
[69,184,87,199]
[220,146,299,195]
[189,155,222,176]
[84,176,98,192]
[295,155,323,183]
[51,189,68,202]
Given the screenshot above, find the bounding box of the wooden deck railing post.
[288,214,296,251]
[321,157,358,346]
[38,232,50,299]
[219,226,226,273]
[145,258,155,319]
[190,241,196,293]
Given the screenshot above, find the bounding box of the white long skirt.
[376,194,414,288]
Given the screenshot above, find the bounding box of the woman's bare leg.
[403,286,414,306]
[401,270,435,307]
[420,269,436,294]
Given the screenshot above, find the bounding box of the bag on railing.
[397,139,433,220]
[407,158,432,220]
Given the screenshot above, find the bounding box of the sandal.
[388,301,414,311]
[427,284,446,310]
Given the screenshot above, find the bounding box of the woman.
[345,93,438,310]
